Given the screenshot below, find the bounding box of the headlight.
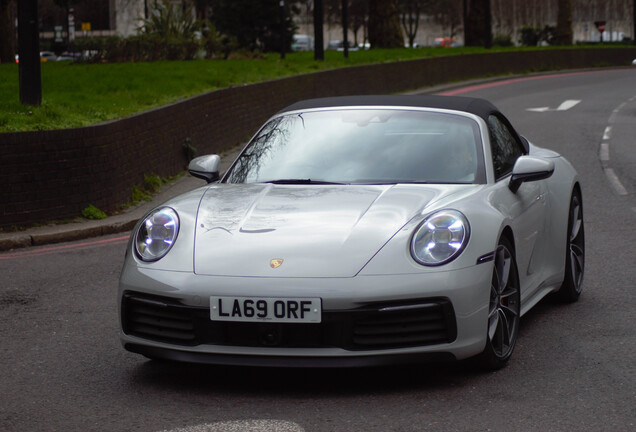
[410,210,470,266]
[135,207,180,262]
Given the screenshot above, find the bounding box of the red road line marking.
[0,235,130,260]
[438,70,625,96]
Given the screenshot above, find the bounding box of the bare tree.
[325,0,367,47]
[486,0,633,43]
[368,0,403,48]
[349,0,367,46]
[554,0,572,44]
[399,0,422,48]
[430,0,463,39]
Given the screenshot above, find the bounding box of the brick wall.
[1,48,635,229]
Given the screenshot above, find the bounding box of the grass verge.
[0,46,602,133]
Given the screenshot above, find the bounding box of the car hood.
[194,183,466,277]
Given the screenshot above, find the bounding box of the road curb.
[0,218,138,252]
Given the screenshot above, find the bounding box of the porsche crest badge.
[270,259,284,269]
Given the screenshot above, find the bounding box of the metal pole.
[280,1,286,59]
[18,0,41,106]
[484,0,492,48]
[342,0,348,58]
[314,0,324,60]
[462,0,468,45]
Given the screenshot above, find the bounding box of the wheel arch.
[572,181,583,202]
[500,225,516,255]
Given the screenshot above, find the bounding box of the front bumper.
[118,263,492,366]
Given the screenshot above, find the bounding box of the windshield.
[225,109,485,185]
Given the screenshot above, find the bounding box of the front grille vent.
[122,295,197,344]
[122,292,456,350]
[352,303,453,348]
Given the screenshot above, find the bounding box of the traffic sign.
[594,21,606,34]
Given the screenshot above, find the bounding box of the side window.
[488,115,525,180]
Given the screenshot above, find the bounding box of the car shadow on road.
[126,355,491,398]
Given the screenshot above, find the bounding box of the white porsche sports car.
[119,95,584,370]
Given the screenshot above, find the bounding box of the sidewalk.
[0,146,243,252]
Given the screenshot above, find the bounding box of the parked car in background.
[327,40,358,51]
[39,51,58,62]
[292,34,315,52]
[433,37,459,48]
[56,52,82,61]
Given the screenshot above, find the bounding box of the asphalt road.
[1,69,635,432]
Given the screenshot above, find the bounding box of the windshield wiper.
[265,179,345,185]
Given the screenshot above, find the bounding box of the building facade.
[110,0,145,37]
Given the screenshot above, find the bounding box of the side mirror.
[509,156,554,193]
[188,154,221,183]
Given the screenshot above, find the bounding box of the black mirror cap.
[509,170,553,193]
[189,170,220,183]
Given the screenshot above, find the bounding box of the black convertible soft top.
[279,94,500,123]
[278,94,529,153]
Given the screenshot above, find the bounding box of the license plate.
[210,296,322,323]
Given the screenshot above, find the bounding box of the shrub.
[130,185,152,203]
[493,34,513,47]
[82,204,108,220]
[519,25,557,47]
[539,26,557,46]
[143,174,167,193]
[142,0,199,41]
[520,27,540,46]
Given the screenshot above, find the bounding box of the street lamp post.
[280,0,286,59]
[314,0,324,60]
[18,0,41,106]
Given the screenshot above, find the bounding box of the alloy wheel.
[567,194,585,294]
[487,241,520,360]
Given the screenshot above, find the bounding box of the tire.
[556,189,585,303]
[478,236,521,371]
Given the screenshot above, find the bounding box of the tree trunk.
[555,0,572,45]
[464,0,492,47]
[0,0,15,64]
[368,0,403,49]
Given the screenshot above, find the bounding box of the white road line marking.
[158,420,305,432]
[556,99,581,111]
[609,103,627,124]
[600,97,636,196]
[526,99,581,112]
[604,168,629,196]
[600,143,610,161]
